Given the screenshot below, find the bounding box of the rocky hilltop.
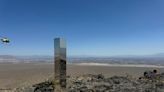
[10,70,164,92]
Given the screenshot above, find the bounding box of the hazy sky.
[0,0,164,56]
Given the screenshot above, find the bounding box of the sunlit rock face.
[54,38,67,92]
[16,73,164,92]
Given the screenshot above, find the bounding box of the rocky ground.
[8,70,164,92]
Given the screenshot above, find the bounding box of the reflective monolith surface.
[54,38,66,92]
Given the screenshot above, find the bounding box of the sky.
[0,0,164,56]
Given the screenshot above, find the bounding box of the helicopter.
[0,37,10,43]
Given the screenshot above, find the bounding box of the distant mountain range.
[0,55,53,63]
[0,55,20,63]
[0,54,163,65]
[151,53,164,57]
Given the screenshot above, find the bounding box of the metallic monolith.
[54,38,66,92]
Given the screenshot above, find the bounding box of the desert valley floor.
[1,63,164,89]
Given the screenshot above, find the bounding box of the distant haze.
[0,54,164,65]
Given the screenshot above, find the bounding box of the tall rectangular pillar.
[54,38,66,92]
